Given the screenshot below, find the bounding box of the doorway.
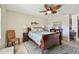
[69,15,76,41]
[78,20,79,38]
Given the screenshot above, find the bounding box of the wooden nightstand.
[23,32,29,42]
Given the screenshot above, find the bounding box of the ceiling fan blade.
[51,4,62,11]
[52,11,57,14]
[40,10,46,12]
[44,4,50,11]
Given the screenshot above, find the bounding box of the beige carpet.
[15,43,29,54]
[24,41,41,54]
[0,47,14,54]
[15,40,42,54]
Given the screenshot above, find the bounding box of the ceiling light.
[46,11,51,14]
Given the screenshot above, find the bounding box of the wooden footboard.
[40,32,61,54]
[43,32,60,49]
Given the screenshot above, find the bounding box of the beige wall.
[6,10,48,40]
[48,15,69,41]
[0,5,7,49]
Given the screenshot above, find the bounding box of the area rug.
[24,40,79,54]
[48,44,79,54]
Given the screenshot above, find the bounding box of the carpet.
[0,46,14,54]
[24,40,79,54]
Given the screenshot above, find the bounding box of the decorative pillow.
[31,27,43,32]
[31,27,38,32]
[43,26,49,31]
[38,28,43,32]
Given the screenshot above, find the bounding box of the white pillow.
[31,27,37,32]
[31,27,43,32]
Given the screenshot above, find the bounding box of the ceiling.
[4,4,79,19]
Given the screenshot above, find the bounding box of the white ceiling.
[4,4,79,19]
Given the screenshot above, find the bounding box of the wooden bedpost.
[59,29,62,45]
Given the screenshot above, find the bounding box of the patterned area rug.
[24,40,79,54]
[48,44,79,54]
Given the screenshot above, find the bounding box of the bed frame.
[28,28,62,54]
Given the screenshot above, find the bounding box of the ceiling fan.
[40,4,62,15]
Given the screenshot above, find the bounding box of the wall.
[48,15,69,41]
[0,5,7,49]
[6,10,48,41]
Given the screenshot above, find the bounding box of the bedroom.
[0,4,79,54]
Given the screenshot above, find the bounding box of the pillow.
[38,28,43,32]
[31,27,38,32]
[43,27,49,31]
[31,27,43,32]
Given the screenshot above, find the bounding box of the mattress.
[28,31,54,45]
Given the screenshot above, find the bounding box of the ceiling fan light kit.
[46,11,51,13]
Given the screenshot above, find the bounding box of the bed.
[28,27,62,54]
